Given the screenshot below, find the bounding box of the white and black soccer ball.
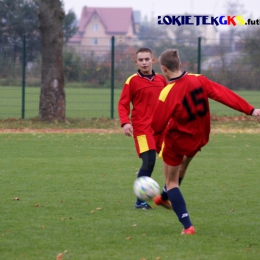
[133,176,160,200]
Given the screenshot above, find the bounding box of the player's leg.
[139,150,156,174]
[135,149,156,209]
[153,141,171,208]
[178,155,192,184]
[164,157,195,235]
[153,183,171,209]
[134,135,157,209]
[154,156,190,208]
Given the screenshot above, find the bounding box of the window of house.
[92,23,98,31]
[91,38,98,45]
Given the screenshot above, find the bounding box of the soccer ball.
[133,176,160,200]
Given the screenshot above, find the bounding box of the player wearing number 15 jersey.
[151,49,260,235]
[153,71,255,165]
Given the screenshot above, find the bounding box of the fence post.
[110,36,115,119]
[21,34,26,119]
[197,36,201,74]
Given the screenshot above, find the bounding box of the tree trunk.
[38,0,65,121]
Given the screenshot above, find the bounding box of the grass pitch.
[0,132,260,259]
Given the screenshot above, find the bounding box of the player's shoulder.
[187,73,207,80]
[187,73,203,77]
[159,82,176,102]
[125,73,138,84]
[186,73,208,83]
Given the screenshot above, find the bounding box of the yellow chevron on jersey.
[125,73,137,84]
[188,73,201,77]
[159,82,175,102]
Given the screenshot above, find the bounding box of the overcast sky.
[63,0,260,22]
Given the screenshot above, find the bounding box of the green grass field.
[0,86,260,119]
[0,132,260,259]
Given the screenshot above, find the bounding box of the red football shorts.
[159,141,199,166]
[134,134,156,157]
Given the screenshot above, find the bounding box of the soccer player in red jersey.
[152,49,260,234]
[118,47,168,209]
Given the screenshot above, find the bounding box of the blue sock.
[161,184,168,200]
[136,169,152,205]
[167,187,192,229]
[161,178,184,201]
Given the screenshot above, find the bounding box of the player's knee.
[141,163,155,172]
[140,150,156,172]
[148,156,156,171]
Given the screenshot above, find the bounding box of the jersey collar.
[168,71,187,83]
[137,69,156,81]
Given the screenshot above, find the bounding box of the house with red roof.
[68,6,140,52]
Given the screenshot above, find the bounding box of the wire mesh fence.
[0,36,259,120]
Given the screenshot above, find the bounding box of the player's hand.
[252,109,260,121]
[123,123,133,137]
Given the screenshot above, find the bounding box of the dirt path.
[0,128,259,134]
[0,115,259,134]
[0,128,122,134]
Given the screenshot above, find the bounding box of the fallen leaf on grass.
[230,209,235,212]
[126,236,132,240]
[56,253,62,260]
[96,207,102,210]
[14,197,19,201]
[132,224,137,227]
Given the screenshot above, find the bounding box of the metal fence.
[0,36,259,120]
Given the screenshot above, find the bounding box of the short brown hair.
[136,47,153,56]
[159,49,181,72]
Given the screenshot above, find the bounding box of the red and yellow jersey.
[152,72,254,153]
[118,70,167,136]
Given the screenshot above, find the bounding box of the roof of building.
[69,6,137,43]
[79,7,134,34]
